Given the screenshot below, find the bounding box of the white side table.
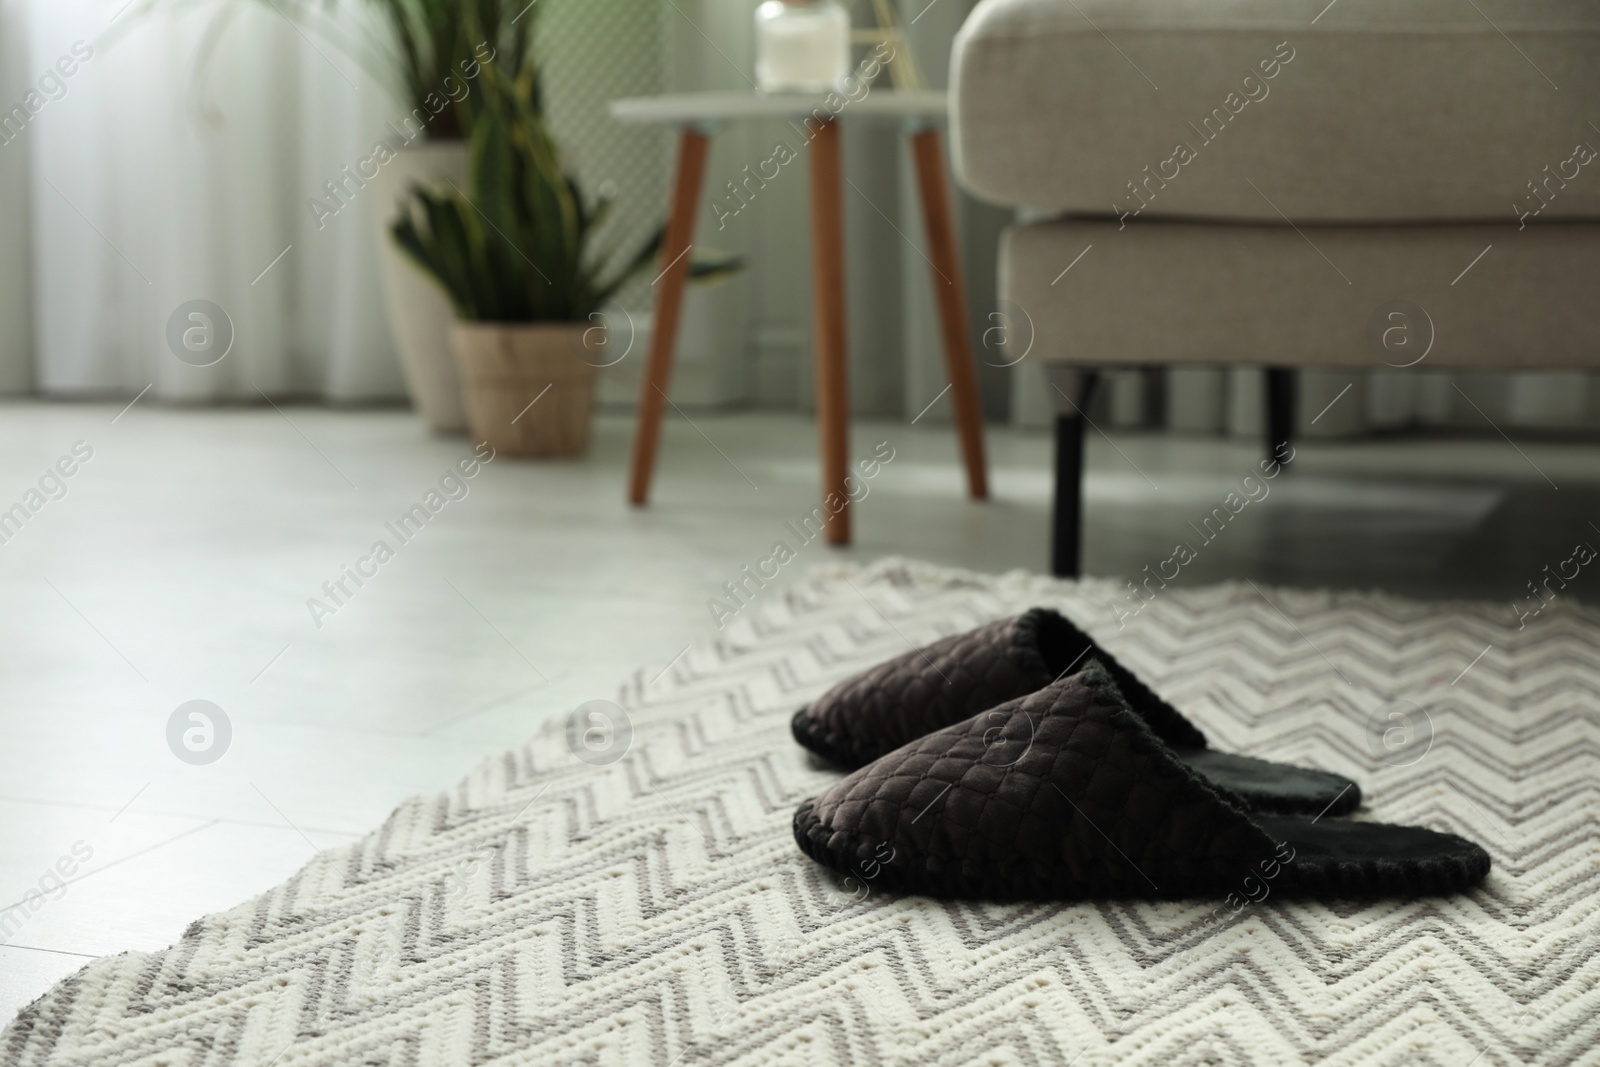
[610,89,989,545]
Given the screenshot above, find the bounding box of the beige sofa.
[949,0,1600,575]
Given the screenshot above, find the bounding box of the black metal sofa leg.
[1265,367,1295,467]
[1049,370,1099,578]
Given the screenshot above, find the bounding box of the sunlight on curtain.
[4,0,405,402]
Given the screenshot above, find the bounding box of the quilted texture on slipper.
[792,606,1360,815]
[793,662,1488,902]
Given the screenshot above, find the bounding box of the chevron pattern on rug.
[4,559,1596,1066]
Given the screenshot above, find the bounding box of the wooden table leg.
[807,117,851,545]
[628,125,711,506]
[909,126,989,499]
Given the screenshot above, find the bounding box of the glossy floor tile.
[0,398,1595,1018]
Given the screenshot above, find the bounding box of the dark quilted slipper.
[792,607,1359,816]
[793,664,1490,902]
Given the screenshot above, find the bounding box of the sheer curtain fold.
[4,0,405,402]
[0,0,36,393]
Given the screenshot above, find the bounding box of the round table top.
[609,89,948,125]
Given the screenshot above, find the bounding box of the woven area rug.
[6,559,1597,1066]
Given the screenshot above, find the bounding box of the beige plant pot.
[372,141,469,433]
[451,322,601,457]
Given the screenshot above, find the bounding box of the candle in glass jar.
[755,0,850,93]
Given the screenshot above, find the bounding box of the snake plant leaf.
[390,50,741,323]
[689,248,746,285]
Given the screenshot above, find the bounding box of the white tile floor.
[0,398,1596,1018]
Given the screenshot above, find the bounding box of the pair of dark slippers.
[790,609,1490,902]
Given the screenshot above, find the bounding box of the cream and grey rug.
[5,559,1595,1066]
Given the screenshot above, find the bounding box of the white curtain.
[0,0,406,402]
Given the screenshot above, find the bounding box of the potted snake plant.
[356,1,540,435]
[390,63,657,456]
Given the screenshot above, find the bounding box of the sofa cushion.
[1000,218,1600,368]
[952,0,1600,222]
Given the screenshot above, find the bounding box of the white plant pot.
[372,140,470,433]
